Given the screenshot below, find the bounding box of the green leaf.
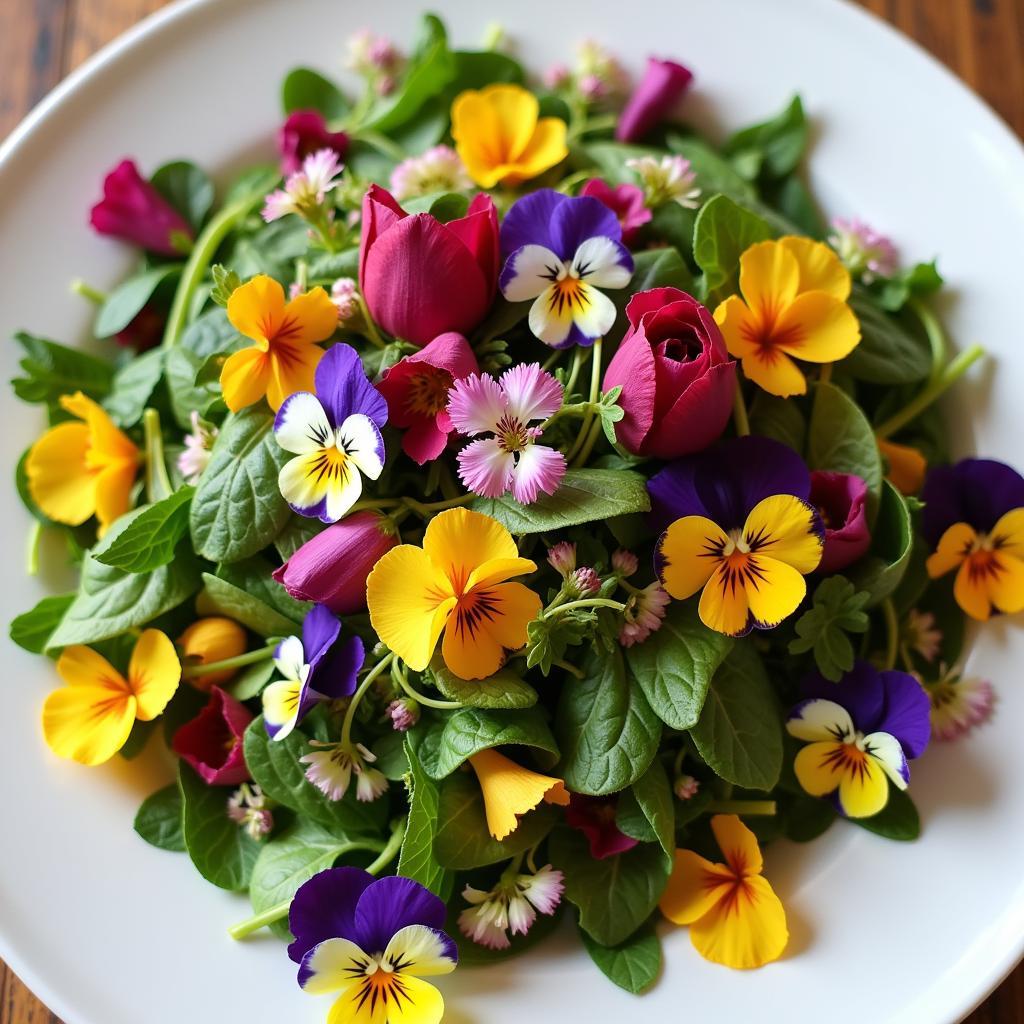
[223,658,277,701]
[190,406,292,563]
[782,795,837,843]
[102,347,165,428]
[281,67,349,119]
[806,380,883,505]
[151,160,215,232]
[134,783,185,852]
[215,555,309,624]
[667,136,758,202]
[433,771,558,870]
[749,391,806,452]
[95,265,181,338]
[625,601,733,731]
[550,828,671,946]
[11,332,113,405]
[179,761,260,890]
[689,643,783,790]
[615,789,658,844]
[472,469,650,533]
[429,707,560,780]
[763,174,827,238]
[197,574,297,638]
[430,658,538,709]
[629,758,675,858]
[692,194,773,301]
[10,593,74,654]
[788,577,871,681]
[232,217,311,285]
[525,609,594,676]
[847,480,914,606]
[840,292,931,384]
[852,785,920,841]
[876,261,943,312]
[165,307,242,428]
[397,740,447,896]
[724,95,807,180]
[93,486,195,573]
[580,924,661,995]
[557,648,661,795]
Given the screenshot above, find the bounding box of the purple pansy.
[498,189,634,349]
[274,343,388,523]
[920,458,1024,547]
[261,604,364,740]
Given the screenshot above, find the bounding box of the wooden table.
[2,0,1024,1020]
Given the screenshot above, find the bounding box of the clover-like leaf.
[789,576,871,681]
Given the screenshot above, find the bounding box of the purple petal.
[549,194,623,257]
[287,866,375,962]
[352,875,447,954]
[921,458,1024,546]
[314,343,389,430]
[309,631,365,700]
[499,189,570,259]
[616,58,694,143]
[801,661,885,733]
[877,670,932,759]
[302,603,342,669]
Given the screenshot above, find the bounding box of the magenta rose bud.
[810,471,872,573]
[359,184,500,347]
[580,178,651,245]
[89,159,193,257]
[278,110,349,176]
[615,57,693,143]
[172,687,253,786]
[603,287,735,460]
[273,510,398,615]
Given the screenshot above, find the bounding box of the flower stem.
[875,344,985,439]
[910,298,948,386]
[352,129,407,162]
[541,348,563,373]
[143,408,174,503]
[365,817,408,875]
[566,338,603,463]
[70,279,107,305]
[571,417,604,469]
[565,346,589,397]
[25,521,42,576]
[355,293,387,349]
[402,493,476,518]
[553,658,585,679]
[341,653,395,748]
[818,363,833,386]
[882,598,899,671]
[732,379,751,437]
[349,498,404,515]
[543,597,626,619]
[705,800,777,816]
[182,642,278,680]
[396,664,463,710]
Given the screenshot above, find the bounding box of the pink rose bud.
[278,110,348,176]
[273,510,398,615]
[359,184,500,347]
[172,687,253,786]
[603,288,735,459]
[809,471,872,573]
[616,57,693,143]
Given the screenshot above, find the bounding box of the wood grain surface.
[1,0,1023,1020]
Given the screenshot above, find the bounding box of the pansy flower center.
[348,958,413,1012]
[405,367,452,417]
[307,444,352,485]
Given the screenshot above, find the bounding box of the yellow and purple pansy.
[786,661,931,818]
[274,343,389,524]
[289,866,457,1024]
[650,436,824,636]
[498,189,634,349]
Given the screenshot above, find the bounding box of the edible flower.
[220,275,338,412]
[652,436,823,636]
[359,185,499,346]
[925,665,995,741]
[390,144,472,201]
[447,364,567,503]
[451,83,568,188]
[262,148,344,222]
[903,608,942,663]
[565,794,639,859]
[89,158,193,256]
[878,437,927,495]
[273,343,388,523]
[828,216,898,282]
[499,189,634,348]
[922,458,1024,620]
[347,29,404,95]
[627,154,701,209]
[546,541,577,578]
[616,57,693,142]
[459,863,564,950]
[262,604,364,740]
[469,748,570,840]
[376,332,479,465]
[714,237,861,397]
[659,814,787,969]
[25,391,139,534]
[301,741,389,803]
[580,178,651,245]
[227,784,274,839]
[809,471,871,573]
[786,661,931,817]
[278,110,348,176]
[289,867,457,1024]
[43,629,180,766]
[573,40,630,104]
[367,508,541,680]
[178,616,247,688]
[172,687,253,786]
[618,581,670,647]
[177,411,218,485]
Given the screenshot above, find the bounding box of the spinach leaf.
[852,786,920,841]
[93,486,195,573]
[397,740,448,897]
[134,783,185,852]
[629,757,675,858]
[102,347,165,428]
[807,380,883,505]
[10,593,74,654]
[429,707,560,780]
[151,160,214,233]
[692,194,773,301]
[580,924,661,995]
[847,480,914,605]
[12,332,113,405]
[197,574,297,638]
[165,308,242,428]
[95,265,181,338]
[841,292,931,384]
[723,95,807,180]
[281,67,349,119]
[430,658,538,709]
[749,392,807,452]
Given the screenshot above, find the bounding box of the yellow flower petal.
[794,739,894,816]
[227,274,285,343]
[60,392,138,467]
[469,748,567,840]
[926,522,975,579]
[265,341,325,412]
[25,421,94,525]
[793,740,846,797]
[743,494,823,573]
[465,556,538,592]
[698,562,753,636]
[220,346,272,413]
[710,814,764,877]
[502,116,569,186]
[779,235,851,300]
[992,508,1024,556]
[422,508,520,591]
[953,558,993,621]
[128,629,181,721]
[987,551,1024,615]
[42,683,136,766]
[93,460,139,535]
[688,874,788,969]
[327,972,445,1024]
[738,241,800,320]
[660,849,735,925]
[179,617,248,689]
[281,287,340,346]
[878,438,927,495]
[657,515,728,600]
[836,751,890,817]
[57,644,124,689]
[713,294,759,360]
[740,346,807,398]
[771,291,861,364]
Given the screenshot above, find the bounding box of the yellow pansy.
[451,84,569,188]
[220,274,338,412]
[366,507,541,680]
[714,236,861,397]
[469,748,570,840]
[25,391,139,535]
[43,629,181,766]
[179,617,248,688]
[660,814,788,970]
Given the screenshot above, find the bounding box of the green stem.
[875,344,985,439]
[541,348,563,373]
[570,416,604,469]
[818,363,833,386]
[71,280,107,305]
[143,408,174,503]
[353,129,407,162]
[402,493,475,518]
[565,347,588,398]
[732,379,751,437]
[566,337,602,463]
[365,818,407,875]
[910,298,948,386]
[355,293,387,350]
[705,800,777,816]
[553,658,584,679]
[183,642,277,680]
[544,597,626,619]
[882,598,899,671]
[25,521,42,576]
[555,168,601,194]
[341,653,395,748]
[396,666,463,710]
[348,498,404,515]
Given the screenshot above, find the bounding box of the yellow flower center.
[547,273,591,318]
[405,367,452,417]
[306,446,352,486]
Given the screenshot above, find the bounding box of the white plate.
[2,1,1024,1021]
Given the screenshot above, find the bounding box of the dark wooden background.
[1,0,1023,1020]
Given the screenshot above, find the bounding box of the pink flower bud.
[616,57,693,143]
[546,541,577,578]
[611,549,639,577]
[571,567,601,597]
[674,774,700,801]
[388,698,420,732]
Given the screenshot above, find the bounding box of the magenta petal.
[616,57,694,143]
[810,471,872,573]
[359,184,407,285]
[565,794,639,860]
[647,360,736,460]
[445,193,501,294]
[603,332,657,453]
[171,687,253,786]
[402,417,451,464]
[623,286,691,332]
[278,110,348,176]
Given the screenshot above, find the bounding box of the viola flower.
[301,741,389,802]
[25,391,139,535]
[288,867,457,1024]
[627,154,701,209]
[451,83,569,188]
[172,687,253,786]
[546,541,577,578]
[618,581,670,647]
[458,864,565,950]
[278,110,348,176]
[273,510,398,616]
[227,784,274,840]
[499,190,634,348]
[829,216,898,282]
[786,661,931,817]
[714,237,861,397]
[262,604,364,741]
[565,794,639,859]
[330,277,358,322]
[42,630,180,766]
[447,364,567,503]
[178,617,247,689]
[580,178,652,245]
[367,507,542,680]
[660,814,787,970]
[652,436,824,636]
[376,332,479,465]
[273,344,388,523]
[89,159,193,256]
[616,57,694,143]
[809,471,871,573]
[220,275,338,412]
[177,411,218,485]
[390,145,472,201]
[925,667,995,741]
[469,748,569,841]
[262,149,343,222]
[922,458,1024,621]
[903,609,942,663]
[879,437,927,495]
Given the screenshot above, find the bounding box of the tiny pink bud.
[388,698,420,732]
[674,774,700,801]
[546,541,577,578]
[571,567,601,597]
[612,548,639,577]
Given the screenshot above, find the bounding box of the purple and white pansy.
[498,189,634,348]
[274,343,388,524]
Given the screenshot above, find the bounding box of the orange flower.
[878,437,927,495]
